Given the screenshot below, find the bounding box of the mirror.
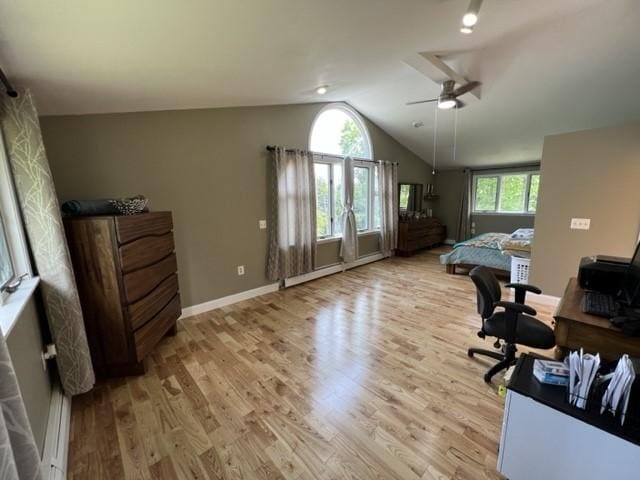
[398,183,423,212]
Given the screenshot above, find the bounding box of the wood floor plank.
[69,251,555,479]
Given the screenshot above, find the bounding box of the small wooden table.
[553,277,640,360]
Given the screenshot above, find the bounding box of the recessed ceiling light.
[316,86,328,95]
[412,121,424,128]
[460,26,474,34]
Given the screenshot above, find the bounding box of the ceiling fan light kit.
[406,79,480,110]
[461,0,483,33]
[437,95,457,110]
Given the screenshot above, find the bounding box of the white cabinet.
[498,390,640,480]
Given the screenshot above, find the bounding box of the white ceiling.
[1,0,638,168]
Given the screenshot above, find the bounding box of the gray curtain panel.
[456,168,472,241]
[267,147,317,280]
[0,90,95,396]
[377,161,399,257]
[340,156,358,263]
[0,330,43,480]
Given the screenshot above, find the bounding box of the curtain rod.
[266,145,398,165]
[0,68,18,98]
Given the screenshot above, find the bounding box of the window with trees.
[310,105,379,239]
[473,172,540,214]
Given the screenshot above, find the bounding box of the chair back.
[469,266,502,319]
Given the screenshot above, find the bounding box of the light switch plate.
[237,265,245,276]
[259,220,267,230]
[570,218,591,230]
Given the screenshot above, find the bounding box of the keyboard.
[582,291,620,318]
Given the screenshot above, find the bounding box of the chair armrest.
[494,300,537,317]
[505,283,542,295]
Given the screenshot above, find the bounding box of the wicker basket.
[510,256,531,284]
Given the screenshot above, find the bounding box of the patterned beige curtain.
[339,156,359,263]
[377,160,398,257]
[267,147,317,280]
[0,90,95,395]
[0,330,43,480]
[456,168,472,241]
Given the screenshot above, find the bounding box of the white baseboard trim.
[285,253,386,288]
[41,382,71,480]
[180,253,386,320]
[180,282,280,319]
[444,238,456,245]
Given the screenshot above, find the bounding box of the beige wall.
[7,296,52,454]
[41,103,432,307]
[434,167,537,242]
[530,122,640,296]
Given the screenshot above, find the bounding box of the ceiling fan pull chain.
[432,103,438,175]
[453,103,459,165]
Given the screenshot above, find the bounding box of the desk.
[498,355,640,480]
[553,278,640,361]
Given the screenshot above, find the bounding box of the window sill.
[317,230,381,245]
[0,277,40,337]
[472,212,536,217]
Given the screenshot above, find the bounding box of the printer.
[578,255,630,294]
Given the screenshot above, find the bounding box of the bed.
[440,230,533,276]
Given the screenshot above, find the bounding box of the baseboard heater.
[41,381,71,480]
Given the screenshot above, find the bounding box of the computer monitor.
[622,241,640,306]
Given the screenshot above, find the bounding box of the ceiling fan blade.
[452,81,481,97]
[406,98,438,106]
[455,99,466,109]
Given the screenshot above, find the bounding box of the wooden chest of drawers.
[65,212,180,377]
[397,217,446,256]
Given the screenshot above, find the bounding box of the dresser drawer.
[127,274,179,330]
[134,294,181,361]
[115,212,173,244]
[119,232,174,273]
[123,253,177,303]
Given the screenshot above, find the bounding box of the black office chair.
[468,266,556,383]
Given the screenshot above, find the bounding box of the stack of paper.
[600,354,636,426]
[568,349,600,409]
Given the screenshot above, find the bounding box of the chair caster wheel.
[467,349,474,358]
[484,374,492,383]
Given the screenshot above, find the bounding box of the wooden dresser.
[65,211,180,377]
[397,217,446,256]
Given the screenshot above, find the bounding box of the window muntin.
[472,172,539,214]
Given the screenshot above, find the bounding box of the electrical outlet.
[237,265,245,276]
[570,218,591,230]
[259,220,267,230]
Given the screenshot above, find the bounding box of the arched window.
[309,104,378,239]
[309,104,372,159]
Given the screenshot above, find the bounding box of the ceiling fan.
[407,79,481,110]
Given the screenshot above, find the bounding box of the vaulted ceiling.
[1,0,638,168]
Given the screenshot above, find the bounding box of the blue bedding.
[440,233,511,272]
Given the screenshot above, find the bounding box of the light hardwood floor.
[68,251,555,480]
